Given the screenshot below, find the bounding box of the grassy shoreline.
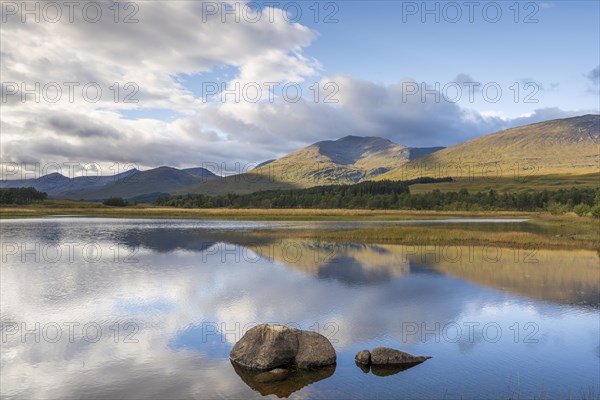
[240,223,599,250]
[0,200,535,220]
[1,201,598,250]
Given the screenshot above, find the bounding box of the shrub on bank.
[573,204,591,217]
[103,197,128,207]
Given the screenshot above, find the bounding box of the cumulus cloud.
[0,1,594,171]
[202,76,587,149]
[0,1,320,169]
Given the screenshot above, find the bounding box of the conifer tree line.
[156,179,600,215]
[3,180,598,216]
[0,187,48,204]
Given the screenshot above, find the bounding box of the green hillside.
[379,115,600,187]
[179,136,442,195]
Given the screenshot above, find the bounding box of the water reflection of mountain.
[247,241,410,285]
[107,228,600,307]
[416,247,600,308]
[111,231,413,285]
[246,240,599,308]
[243,240,598,307]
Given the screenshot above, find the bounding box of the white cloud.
[0,1,593,170]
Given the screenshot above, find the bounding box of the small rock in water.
[370,347,431,366]
[354,347,431,375]
[355,350,371,365]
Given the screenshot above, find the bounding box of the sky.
[1,0,599,175]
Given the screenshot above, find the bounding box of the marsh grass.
[1,203,598,250]
[0,202,533,220]
[242,224,599,250]
[409,173,600,194]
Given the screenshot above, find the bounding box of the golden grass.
[0,202,533,220]
[1,202,598,250]
[206,212,600,250]
[242,224,599,250]
[409,173,600,193]
[378,116,600,184]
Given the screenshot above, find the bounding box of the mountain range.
[2,115,598,201]
[0,166,219,201]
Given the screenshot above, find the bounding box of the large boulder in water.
[230,324,336,371]
[296,330,337,368]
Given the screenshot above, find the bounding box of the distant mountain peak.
[336,135,390,141]
[39,172,68,178]
[181,167,220,179]
[242,135,443,189]
[332,135,394,145]
[307,136,405,166]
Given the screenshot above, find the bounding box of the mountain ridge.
[175,136,443,195]
[378,114,599,181]
[0,166,218,200]
[2,115,598,200]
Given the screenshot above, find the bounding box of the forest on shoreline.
[3,179,599,217]
[155,180,600,215]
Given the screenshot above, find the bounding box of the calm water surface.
[1,218,598,399]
